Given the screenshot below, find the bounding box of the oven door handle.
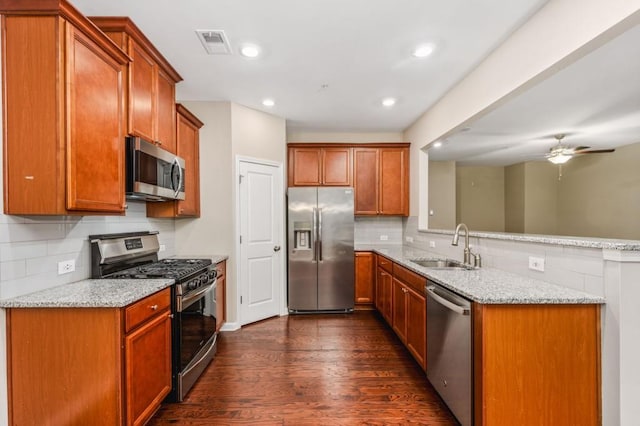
[177,280,216,312]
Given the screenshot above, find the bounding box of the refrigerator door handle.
[312,207,318,262]
[318,208,323,261]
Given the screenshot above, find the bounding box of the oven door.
[174,280,217,401]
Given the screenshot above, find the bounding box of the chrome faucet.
[452,223,481,267]
[452,223,471,265]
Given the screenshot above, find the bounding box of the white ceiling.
[71,0,547,133]
[429,22,640,166]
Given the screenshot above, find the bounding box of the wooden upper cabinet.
[379,147,409,215]
[288,145,352,186]
[353,144,410,216]
[1,1,130,215]
[90,17,182,153]
[353,148,379,214]
[147,104,203,218]
[156,69,178,154]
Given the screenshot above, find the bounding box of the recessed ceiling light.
[262,99,275,107]
[413,44,435,58]
[382,98,396,107]
[433,141,443,148]
[240,44,260,58]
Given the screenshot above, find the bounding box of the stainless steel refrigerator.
[287,187,354,312]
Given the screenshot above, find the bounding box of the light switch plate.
[528,256,545,272]
[429,241,436,248]
[379,235,389,241]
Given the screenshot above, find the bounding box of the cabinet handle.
[150,304,158,310]
[25,176,34,180]
[168,313,174,319]
[155,141,162,146]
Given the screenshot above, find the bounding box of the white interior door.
[238,159,283,325]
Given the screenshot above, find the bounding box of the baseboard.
[220,322,241,332]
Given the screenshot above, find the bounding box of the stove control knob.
[201,275,209,285]
[188,280,198,290]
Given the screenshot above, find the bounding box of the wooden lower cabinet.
[6,288,172,425]
[375,256,393,323]
[391,263,427,369]
[215,260,227,331]
[355,252,375,309]
[473,303,601,426]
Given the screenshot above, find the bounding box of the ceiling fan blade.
[576,148,616,154]
[572,146,590,152]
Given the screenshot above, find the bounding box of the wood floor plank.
[148,312,458,425]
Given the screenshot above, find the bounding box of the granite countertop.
[0,254,229,309]
[356,244,605,305]
[0,279,175,309]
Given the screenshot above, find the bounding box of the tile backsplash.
[402,216,605,297]
[0,201,175,299]
[354,216,403,245]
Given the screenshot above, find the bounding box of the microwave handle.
[172,157,183,197]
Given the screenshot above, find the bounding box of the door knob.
[274,245,281,252]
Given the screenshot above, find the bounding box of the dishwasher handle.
[426,285,470,316]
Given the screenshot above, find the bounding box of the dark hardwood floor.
[149,311,458,425]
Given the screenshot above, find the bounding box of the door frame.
[234,155,288,327]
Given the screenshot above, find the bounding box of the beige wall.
[557,142,640,239]
[505,163,525,233]
[175,101,287,325]
[287,130,403,143]
[428,161,456,229]
[456,166,505,232]
[523,161,558,234]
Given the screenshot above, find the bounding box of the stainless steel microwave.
[125,136,186,201]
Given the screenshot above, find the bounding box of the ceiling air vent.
[196,30,232,55]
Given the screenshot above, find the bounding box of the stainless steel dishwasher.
[426,281,472,426]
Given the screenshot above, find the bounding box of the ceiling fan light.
[548,153,572,164]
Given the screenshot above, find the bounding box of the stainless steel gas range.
[90,231,218,402]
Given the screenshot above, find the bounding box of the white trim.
[220,322,241,332]
[603,249,640,262]
[234,155,287,327]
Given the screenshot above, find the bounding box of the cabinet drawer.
[393,263,426,294]
[125,288,171,333]
[377,255,393,273]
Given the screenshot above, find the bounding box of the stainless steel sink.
[409,258,475,270]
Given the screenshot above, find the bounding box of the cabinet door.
[379,147,409,215]
[129,40,155,141]
[66,26,125,212]
[175,111,200,216]
[406,286,426,369]
[392,279,408,342]
[375,267,393,323]
[353,148,378,214]
[215,261,227,331]
[322,148,352,185]
[355,252,374,305]
[288,148,322,186]
[125,310,172,426]
[156,68,176,153]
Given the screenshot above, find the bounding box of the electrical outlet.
[379,235,389,241]
[528,256,545,272]
[405,236,414,243]
[429,241,436,248]
[58,259,75,275]
[159,244,166,252]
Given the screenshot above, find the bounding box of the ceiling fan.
[546,134,615,164]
